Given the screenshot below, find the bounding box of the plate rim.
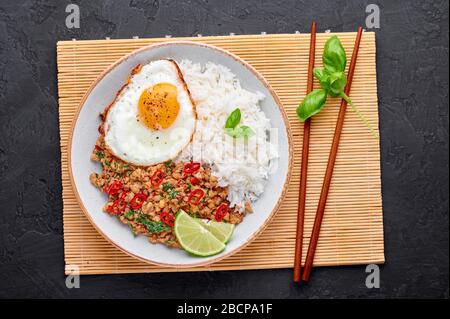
[67,40,293,268]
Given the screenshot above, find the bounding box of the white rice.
[176,60,279,211]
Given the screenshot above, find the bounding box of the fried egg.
[103,59,196,166]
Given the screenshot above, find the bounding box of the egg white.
[104,60,196,166]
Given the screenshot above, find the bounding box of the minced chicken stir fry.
[89,135,246,248]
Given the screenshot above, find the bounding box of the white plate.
[69,41,292,267]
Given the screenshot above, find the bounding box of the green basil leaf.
[238,125,254,138]
[136,214,170,233]
[162,182,174,192]
[327,71,347,97]
[225,128,238,137]
[323,35,347,73]
[225,108,241,129]
[316,68,331,92]
[225,128,236,137]
[225,126,254,138]
[313,68,325,81]
[168,189,178,199]
[296,89,328,122]
[124,210,135,220]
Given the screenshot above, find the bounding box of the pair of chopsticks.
[293,23,364,283]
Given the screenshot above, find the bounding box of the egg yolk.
[138,83,180,130]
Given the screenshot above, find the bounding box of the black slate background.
[0,0,448,299]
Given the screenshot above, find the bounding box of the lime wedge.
[174,210,225,257]
[196,219,235,243]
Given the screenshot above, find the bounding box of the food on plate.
[90,152,243,248]
[103,59,196,166]
[174,210,226,256]
[195,218,235,244]
[90,58,278,255]
[177,60,278,210]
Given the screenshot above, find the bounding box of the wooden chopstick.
[301,27,364,282]
[293,21,316,283]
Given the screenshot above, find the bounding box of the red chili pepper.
[190,176,200,185]
[160,211,175,227]
[105,203,113,213]
[215,203,229,222]
[187,189,205,205]
[130,192,147,210]
[151,170,165,188]
[103,180,123,195]
[105,196,127,215]
[116,199,127,213]
[184,162,201,175]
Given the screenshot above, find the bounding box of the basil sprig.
[224,108,254,138]
[225,125,254,138]
[225,108,241,129]
[296,89,327,122]
[296,35,378,138]
[136,213,171,233]
[322,35,347,73]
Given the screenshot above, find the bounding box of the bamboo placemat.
[57,32,384,275]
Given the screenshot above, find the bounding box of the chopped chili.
[215,203,228,222]
[190,176,200,185]
[151,170,165,188]
[160,211,175,227]
[187,189,205,205]
[103,180,123,195]
[106,193,127,215]
[184,162,201,175]
[130,192,147,210]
